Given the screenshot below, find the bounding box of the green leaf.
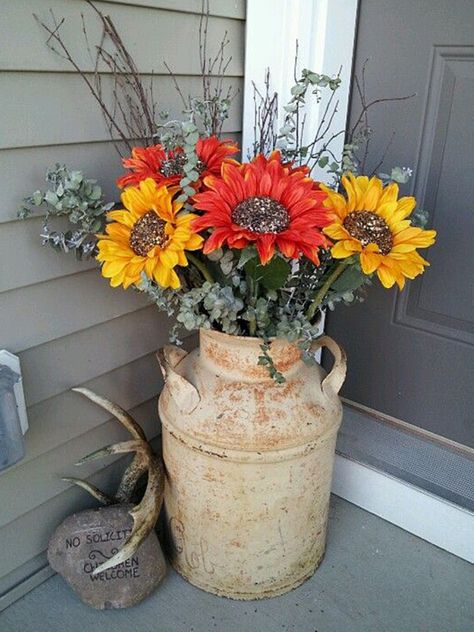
[307,72,320,84]
[290,84,306,96]
[32,190,43,206]
[244,255,291,290]
[318,156,329,168]
[332,265,367,293]
[186,131,199,145]
[90,219,102,233]
[90,185,102,200]
[237,247,257,269]
[45,191,58,206]
[182,120,196,133]
[183,161,196,173]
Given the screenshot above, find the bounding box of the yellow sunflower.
[96,178,203,289]
[321,173,436,290]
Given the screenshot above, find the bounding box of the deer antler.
[66,388,164,573]
[76,439,164,574]
[71,387,150,503]
[71,387,146,440]
[61,477,115,505]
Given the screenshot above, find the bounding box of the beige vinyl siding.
[0,0,245,607]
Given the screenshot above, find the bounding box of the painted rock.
[47,504,166,609]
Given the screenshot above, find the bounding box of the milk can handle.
[311,335,347,396]
[157,346,201,414]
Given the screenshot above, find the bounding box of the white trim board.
[242,0,358,176]
[332,454,474,563]
[242,0,358,355]
[242,0,474,565]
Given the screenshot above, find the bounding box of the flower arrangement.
[21,2,436,381]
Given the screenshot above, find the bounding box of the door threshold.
[333,403,474,563]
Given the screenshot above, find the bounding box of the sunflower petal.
[360,249,382,274]
[323,223,351,240]
[153,265,171,287]
[362,177,383,211]
[256,234,276,265]
[393,227,437,249]
[160,249,179,268]
[376,264,397,288]
[392,196,416,221]
[169,269,181,289]
[331,239,362,259]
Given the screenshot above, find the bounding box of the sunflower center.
[129,211,167,256]
[231,196,289,234]
[159,154,205,178]
[343,211,393,255]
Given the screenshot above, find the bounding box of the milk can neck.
[198,328,302,381]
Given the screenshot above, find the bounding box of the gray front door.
[327,0,474,447]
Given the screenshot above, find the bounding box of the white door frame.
[242,0,358,182]
[242,0,474,563]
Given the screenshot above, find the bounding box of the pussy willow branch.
[86,0,156,145]
[370,130,396,176]
[349,94,416,140]
[293,42,301,151]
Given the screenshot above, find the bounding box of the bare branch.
[36,2,163,153]
[370,130,396,175]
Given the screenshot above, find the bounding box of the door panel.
[326,0,474,447]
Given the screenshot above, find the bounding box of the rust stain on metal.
[158,329,346,600]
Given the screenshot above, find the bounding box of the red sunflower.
[192,152,331,265]
[117,136,238,189]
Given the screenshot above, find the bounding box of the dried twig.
[249,69,278,159]
[35,1,161,155]
[348,58,416,174]
[165,0,237,136]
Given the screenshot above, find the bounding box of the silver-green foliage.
[18,165,113,258]
[179,119,202,201]
[139,248,372,372]
[277,68,341,170]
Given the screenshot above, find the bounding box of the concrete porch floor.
[1,496,472,632]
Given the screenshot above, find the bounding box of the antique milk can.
[158,328,346,599]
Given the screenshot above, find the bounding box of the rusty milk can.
[158,328,346,599]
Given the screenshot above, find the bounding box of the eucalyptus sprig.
[278,68,342,169]
[18,164,113,258]
[178,119,202,201]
